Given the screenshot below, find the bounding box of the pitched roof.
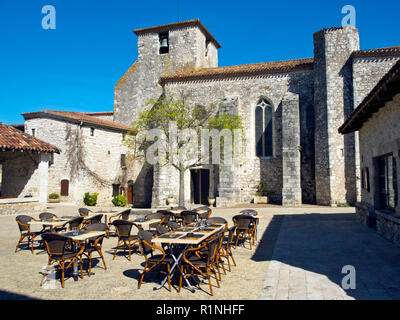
[339,60,400,134]
[133,19,222,49]
[352,46,400,58]
[22,110,132,132]
[84,111,114,116]
[0,122,60,153]
[159,58,314,85]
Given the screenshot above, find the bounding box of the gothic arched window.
[255,98,273,157]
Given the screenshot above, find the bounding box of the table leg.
[153,245,195,293]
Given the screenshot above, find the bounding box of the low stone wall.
[376,210,400,247]
[0,198,46,216]
[354,202,375,227]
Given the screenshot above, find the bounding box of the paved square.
[2,205,400,300]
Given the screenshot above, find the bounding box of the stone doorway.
[191,169,210,205]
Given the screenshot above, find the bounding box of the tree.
[124,90,243,207]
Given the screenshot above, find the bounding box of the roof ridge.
[22,110,132,132]
[159,57,314,85]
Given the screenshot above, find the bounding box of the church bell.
[160,38,168,49]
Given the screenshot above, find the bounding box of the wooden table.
[61,230,106,280]
[29,218,70,231]
[151,223,224,292]
[130,218,162,230]
[91,210,120,224]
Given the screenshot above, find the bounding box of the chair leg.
[167,264,171,292]
[113,240,121,260]
[138,261,148,289]
[61,262,65,288]
[98,250,107,270]
[15,235,23,253]
[229,250,236,267]
[88,254,92,277]
[207,269,213,296]
[178,265,183,293]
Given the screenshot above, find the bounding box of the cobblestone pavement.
[2,204,400,300]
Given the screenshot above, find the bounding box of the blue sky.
[0,0,399,124]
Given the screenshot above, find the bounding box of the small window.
[121,154,126,168]
[112,184,120,197]
[90,128,95,136]
[49,153,54,166]
[361,167,370,192]
[255,98,273,157]
[31,129,36,137]
[159,32,169,54]
[205,39,210,57]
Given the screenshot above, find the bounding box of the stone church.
[113,19,400,208]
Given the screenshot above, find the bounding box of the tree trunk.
[179,168,185,207]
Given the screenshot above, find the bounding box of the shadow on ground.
[252,213,400,300]
[0,290,39,300]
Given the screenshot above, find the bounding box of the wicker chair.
[112,220,139,261]
[39,212,57,220]
[179,237,220,296]
[137,230,174,292]
[194,206,212,220]
[220,226,237,271]
[156,210,174,223]
[166,221,180,231]
[38,212,59,232]
[232,215,256,249]
[156,224,170,236]
[78,208,92,217]
[81,214,103,229]
[206,217,228,229]
[15,215,42,254]
[59,216,84,232]
[81,223,108,277]
[181,210,199,226]
[40,232,85,288]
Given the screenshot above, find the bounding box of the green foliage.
[207,113,243,132]
[337,202,351,207]
[48,193,59,200]
[84,192,99,206]
[112,194,128,207]
[256,181,267,197]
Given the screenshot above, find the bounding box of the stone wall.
[313,27,360,206]
[164,69,315,206]
[1,151,41,198]
[0,199,46,216]
[358,93,400,213]
[24,117,132,206]
[376,210,400,247]
[114,25,219,127]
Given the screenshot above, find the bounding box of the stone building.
[0,122,59,215]
[114,19,400,208]
[21,110,134,206]
[339,61,400,245]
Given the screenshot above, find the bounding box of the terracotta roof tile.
[0,122,60,153]
[159,58,314,85]
[352,46,400,58]
[22,110,132,132]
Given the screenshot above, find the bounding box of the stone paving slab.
[259,212,400,300]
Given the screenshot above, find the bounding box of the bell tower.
[114,19,221,126]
